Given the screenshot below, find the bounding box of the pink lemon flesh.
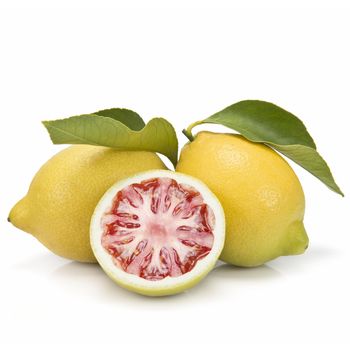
[90,170,225,296]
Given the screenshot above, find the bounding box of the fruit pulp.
[101,177,215,281]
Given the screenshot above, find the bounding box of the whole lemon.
[9,145,166,262]
[176,131,308,267]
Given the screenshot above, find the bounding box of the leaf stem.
[182,120,203,141]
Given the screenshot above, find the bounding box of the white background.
[1,1,349,349]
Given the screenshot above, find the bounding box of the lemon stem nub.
[182,129,194,141]
[182,120,204,142]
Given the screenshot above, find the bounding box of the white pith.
[90,170,225,293]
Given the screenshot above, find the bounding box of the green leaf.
[184,100,343,196]
[94,108,145,130]
[43,114,178,167]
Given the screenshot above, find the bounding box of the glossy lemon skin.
[176,132,308,267]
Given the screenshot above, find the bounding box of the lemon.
[9,145,166,262]
[90,170,225,296]
[176,131,309,267]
